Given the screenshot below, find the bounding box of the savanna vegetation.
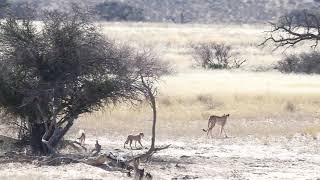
[0,3,171,178]
[0,0,320,179]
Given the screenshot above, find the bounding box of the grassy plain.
[1,22,320,180]
[74,22,320,137]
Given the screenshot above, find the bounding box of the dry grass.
[68,22,320,137]
[75,70,320,137]
[99,22,309,70]
[302,125,320,139]
[1,22,320,180]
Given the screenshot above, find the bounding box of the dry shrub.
[196,94,219,110]
[197,94,213,103]
[302,126,320,140]
[284,102,296,112]
[159,97,172,106]
[277,51,320,74]
[190,42,246,69]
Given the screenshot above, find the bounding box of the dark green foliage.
[95,1,144,21]
[0,6,133,120]
[0,5,168,154]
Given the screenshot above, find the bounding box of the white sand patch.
[0,134,319,179]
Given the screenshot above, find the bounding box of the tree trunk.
[30,122,48,155]
[51,120,74,148]
[29,120,74,155]
[140,76,157,150]
[149,92,156,150]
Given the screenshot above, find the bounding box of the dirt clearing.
[1,134,319,180]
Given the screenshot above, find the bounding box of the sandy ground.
[0,133,319,180]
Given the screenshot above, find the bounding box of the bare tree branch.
[261,10,320,50]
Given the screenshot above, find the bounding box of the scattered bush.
[197,94,213,104]
[190,42,246,69]
[284,102,296,112]
[0,5,168,154]
[95,1,144,21]
[159,97,172,106]
[196,94,218,110]
[277,51,320,74]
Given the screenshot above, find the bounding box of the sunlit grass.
[99,22,310,71]
[71,22,320,137]
[75,69,320,137]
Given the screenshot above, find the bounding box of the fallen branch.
[0,143,168,179]
[39,154,109,166]
[60,140,87,152]
[40,156,80,166]
[0,151,43,164]
[82,154,108,166]
[128,144,171,163]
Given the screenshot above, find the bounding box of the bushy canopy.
[0,7,135,121]
[0,5,169,154]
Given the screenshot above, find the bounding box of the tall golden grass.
[73,22,320,137]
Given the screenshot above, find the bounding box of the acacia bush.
[0,5,168,155]
[277,51,320,74]
[190,42,246,69]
